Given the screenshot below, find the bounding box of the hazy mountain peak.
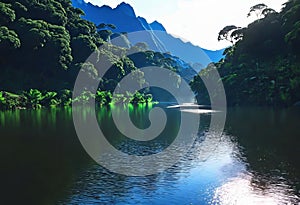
[150,21,166,32]
[115,2,136,17]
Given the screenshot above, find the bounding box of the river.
[0,106,299,204]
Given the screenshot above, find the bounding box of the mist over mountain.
[72,0,225,71]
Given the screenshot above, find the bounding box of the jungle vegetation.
[0,0,186,109]
[191,0,300,107]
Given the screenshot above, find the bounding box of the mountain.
[71,0,225,71]
[150,21,166,32]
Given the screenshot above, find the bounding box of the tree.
[262,8,276,17]
[247,3,267,18]
[96,23,116,42]
[218,25,243,44]
[230,28,245,42]
[282,0,300,50]
[0,2,16,25]
[247,4,275,19]
[284,20,300,52]
[0,26,20,49]
[193,0,300,107]
[98,29,112,41]
[97,23,116,30]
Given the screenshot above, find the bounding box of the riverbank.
[0,89,155,110]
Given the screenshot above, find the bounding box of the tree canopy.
[191,0,300,107]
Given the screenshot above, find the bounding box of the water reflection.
[0,107,299,205]
[59,131,242,205]
[212,107,300,205]
[96,105,181,156]
[213,173,299,205]
[0,108,89,205]
[61,106,300,205]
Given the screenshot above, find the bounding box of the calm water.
[0,106,299,205]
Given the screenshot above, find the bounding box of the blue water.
[0,107,299,204]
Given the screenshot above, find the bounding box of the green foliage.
[285,21,300,43]
[97,23,116,30]
[0,92,6,108]
[71,34,97,62]
[0,91,20,109]
[130,92,146,104]
[282,0,300,52]
[0,89,72,110]
[12,2,28,16]
[97,23,116,41]
[80,62,98,79]
[96,90,112,106]
[0,26,20,48]
[218,25,242,44]
[0,2,16,25]
[98,29,112,41]
[262,8,276,17]
[42,91,59,107]
[59,89,72,106]
[0,89,153,110]
[0,0,197,107]
[15,17,72,69]
[22,89,44,109]
[191,1,300,107]
[0,0,101,90]
[247,3,268,18]
[73,90,95,105]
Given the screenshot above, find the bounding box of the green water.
[0,106,299,204]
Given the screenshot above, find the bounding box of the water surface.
[0,106,299,204]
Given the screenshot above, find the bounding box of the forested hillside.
[191,0,300,107]
[0,0,195,109]
[0,0,105,90]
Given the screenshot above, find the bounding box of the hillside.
[0,0,196,89]
[191,0,300,107]
[0,0,200,109]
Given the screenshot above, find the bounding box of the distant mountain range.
[72,0,225,72]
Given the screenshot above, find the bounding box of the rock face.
[72,0,225,72]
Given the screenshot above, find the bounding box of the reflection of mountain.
[72,0,224,71]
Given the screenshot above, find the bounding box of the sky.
[84,0,287,50]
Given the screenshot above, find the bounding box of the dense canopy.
[0,0,195,108]
[191,0,300,107]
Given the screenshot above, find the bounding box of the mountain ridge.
[72,0,225,70]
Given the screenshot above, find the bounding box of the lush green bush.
[0,89,154,110]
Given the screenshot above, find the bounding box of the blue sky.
[84,0,287,50]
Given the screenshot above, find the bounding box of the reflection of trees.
[96,105,181,155]
[59,107,299,204]
[0,109,92,205]
[225,108,300,202]
[63,107,234,204]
